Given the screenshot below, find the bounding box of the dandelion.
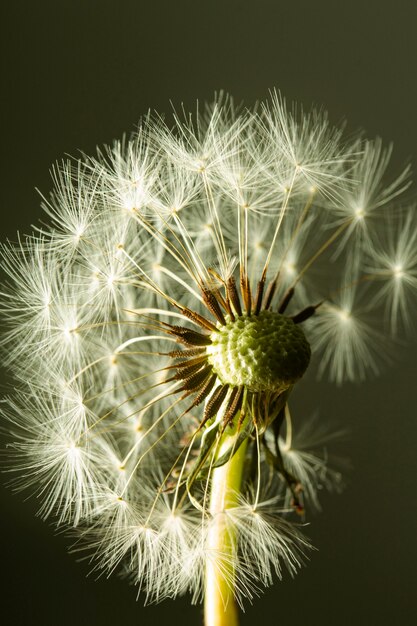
[1,92,416,626]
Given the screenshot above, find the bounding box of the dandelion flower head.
[1,92,416,608]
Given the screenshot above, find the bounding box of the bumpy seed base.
[207,311,311,392]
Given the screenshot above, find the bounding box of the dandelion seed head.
[1,90,416,607]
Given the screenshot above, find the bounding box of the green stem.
[204,431,248,626]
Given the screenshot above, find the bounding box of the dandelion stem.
[204,429,248,626]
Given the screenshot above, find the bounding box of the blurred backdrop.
[1,2,416,625]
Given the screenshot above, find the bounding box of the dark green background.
[1,2,416,625]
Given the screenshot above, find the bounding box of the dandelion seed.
[1,91,416,626]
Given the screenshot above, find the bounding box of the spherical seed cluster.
[207,311,311,392]
[1,91,416,610]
